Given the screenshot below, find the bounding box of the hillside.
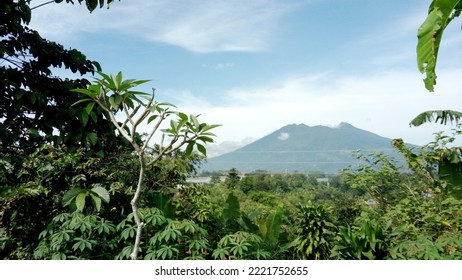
[202,122,414,174]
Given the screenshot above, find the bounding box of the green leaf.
[185,142,194,156]
[90,111,98,123]
[201,124,221,133]
[71,88,97,99]
[198,135,214,143]
[85,102,96,114]
[177,112,188,121]
[75,192,88,212]
[131,79,151,86]
[85,0,98,12]
[410,110,462,127]
[90,60,102,71]
[108,96,116,110]
[124,96,135,109]
[87,132,98,145]
[79,110,89,127]
[176,119,188,131]
[97,71,113,85]
[157,102,176,108]
[115,71,123,89]
[257,219,268,239]
[91,184,110,204]
[95,150,104,157]
[121,226,136,240]
[417,0,462,91]
[196,143,207,156]
[147,114,159,124]
[62,188,84,207]
[223,193,240,223]
[190,114,200,128]
[90,194,102,212]
[71,98,94,107]
[170,119,178,134]
[28,128,40,137]
[265,204,283,244]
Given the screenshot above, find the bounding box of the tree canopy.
[0,0,121,156]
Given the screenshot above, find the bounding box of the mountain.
[202,122,415,174]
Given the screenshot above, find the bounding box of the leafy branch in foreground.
[410,110,462,127]
[72,71,219,259]
[417,0,462,91]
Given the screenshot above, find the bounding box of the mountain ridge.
[202,122,415,174]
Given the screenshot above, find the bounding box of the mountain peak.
[336,122,355,129]
[203,123,415,174]
[280,123,309,129]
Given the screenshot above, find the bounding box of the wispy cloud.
[30,0,301,52]
[201,63,235,70]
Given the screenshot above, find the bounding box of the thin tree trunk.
[130,155,146,260]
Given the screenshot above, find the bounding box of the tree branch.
[31,1,55,10]
[141,112,167,152]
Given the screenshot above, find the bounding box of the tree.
[224,168,240,188]
[0,0,128,259]
[1,0,124,161]
[74,71,219,259]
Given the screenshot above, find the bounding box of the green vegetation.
[1,0,462,260]
[4,130,462,259]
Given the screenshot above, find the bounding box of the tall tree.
[0,0,120,259]
[74,71,219,259]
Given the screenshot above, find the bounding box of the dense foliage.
[3,130,462,259]
[2,0,462,260]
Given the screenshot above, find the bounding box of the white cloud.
[278,132,290,141]
[206,137,256,157]
[29,0,300,52]
[171,68,462,150]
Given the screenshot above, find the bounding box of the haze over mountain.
[202,122,415,174]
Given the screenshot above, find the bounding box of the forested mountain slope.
[203,122,416,173]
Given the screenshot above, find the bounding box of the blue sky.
[30,0,462,156]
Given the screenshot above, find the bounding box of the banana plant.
[417,0,462,91]
[393,130,462,199]
[257,204,283,245]
[410,110,462,127]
